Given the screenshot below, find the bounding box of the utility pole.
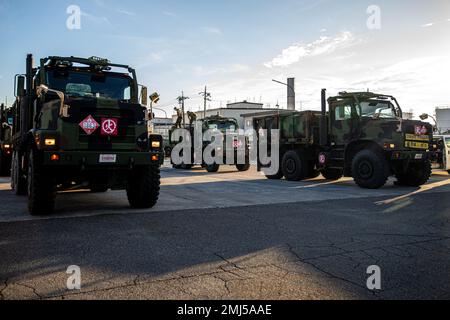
[199,86,211,119]
[177,91,189,127]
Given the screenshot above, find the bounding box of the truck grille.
[79,108,136,148]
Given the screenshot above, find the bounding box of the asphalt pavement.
[0,166,449,300]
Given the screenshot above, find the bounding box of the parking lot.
[1,164,450,300]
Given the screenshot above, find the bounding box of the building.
[436,107,450,134]
[149,117,174,142]
[402,111,414,120]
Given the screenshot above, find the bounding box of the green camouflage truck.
[254,90,433,189]
[0,103,13,176]
[170,115,250,173]
[11,54,163,215]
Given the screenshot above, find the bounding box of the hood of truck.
[54,97,148,151]
[359,118,433,150]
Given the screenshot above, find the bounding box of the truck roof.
[41,56,135,73]
[329,91,396,102]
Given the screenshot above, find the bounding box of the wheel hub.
[358,160,373,179]
[286,159,296,174]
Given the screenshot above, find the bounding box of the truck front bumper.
[43,150,161,167]
[390,150,430,161]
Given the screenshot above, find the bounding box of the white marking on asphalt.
[375,178,450,206]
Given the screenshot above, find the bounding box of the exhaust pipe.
[319,89,328,146]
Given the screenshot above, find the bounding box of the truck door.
[331,103,359,146]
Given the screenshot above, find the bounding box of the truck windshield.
[207,121,237,132]
[46,70,132,100]
[359,101,397,119]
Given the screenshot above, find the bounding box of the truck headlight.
[3,144,11,149]
[45,139,56,146]
[151,141,161,148]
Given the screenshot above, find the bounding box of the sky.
[0,0,449,118]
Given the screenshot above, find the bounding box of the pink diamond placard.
[79,115,100,135]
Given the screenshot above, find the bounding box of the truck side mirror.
[15,75,25,97]
[141,86,148,106]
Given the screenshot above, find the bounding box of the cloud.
[263,31,357,68]
[149,52,163,63]
[421,23,434,28]
[81,11,111,26]
[116,9,136,16]
[201,27,223,35]
[163,11,177,17]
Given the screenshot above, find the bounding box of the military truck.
[254,90,433,189]
[170,115,250,173]
[11,54,163,215]
[0,103,13,176]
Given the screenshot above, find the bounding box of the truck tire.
[236,163,250,172]
[352,150,389,189]
[181,163,193,170]
[321,168,343,180]
[282,150,307,181]
[27,150,56,215]
[264,168,284,180]
[307,163,321,179]
[11,151,27,196]
[127,165,160,209]
[0,153,10,176]
[206,164,220,173]
[396,161,431,187]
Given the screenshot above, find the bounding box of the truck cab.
[254,90,433,189]
[326,92,433,188]
[0,103,13,176]
[11,55,163,215]
[170,115,250,173]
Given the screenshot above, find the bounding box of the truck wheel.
[0,153,9,176]
[236,163,250,172]
[321,168,343,180]
[27,150,56,215]
[181,163,193,170]
[11,151,27,196]
[264,168,284,180]
[282,150,307,181]
[206,164,220,173]
[127,165,160,209]
[307,163,321,179]
[396,161,431,187]
[352,150,389,189]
